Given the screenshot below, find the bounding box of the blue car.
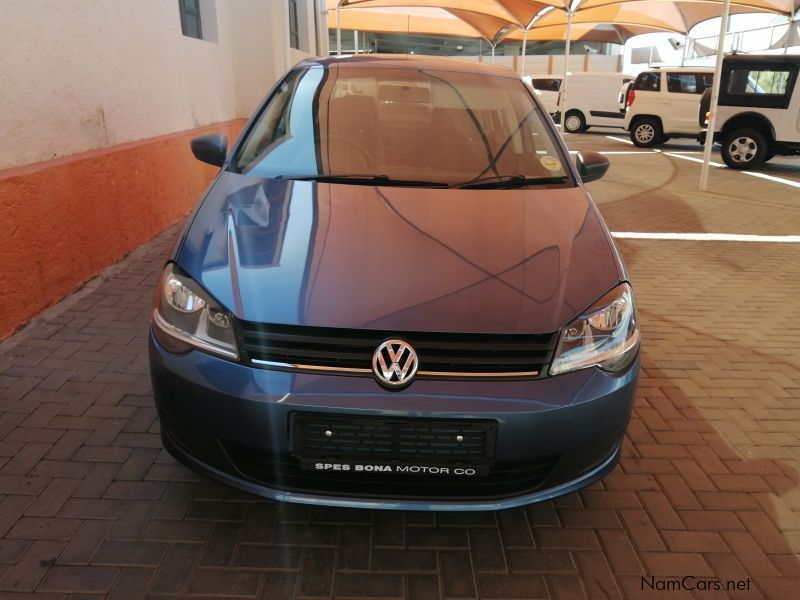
[149,55,640,511]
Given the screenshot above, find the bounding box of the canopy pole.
[520,27,529,75]
[786,10,796,54]
[354,30,359,54]
[559,11,573,129]
[336,6,341,55]
[700,0,731,191]
[491,43,496,64]
[680,35,688,66]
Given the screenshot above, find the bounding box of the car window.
[666,73,699,94]
[634,72,660,92]
[697,73,713,91]
[531,78,561,93]
[233,66,570,186]
[727,68,791,95]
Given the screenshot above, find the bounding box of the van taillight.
[704,111,710,125]
[626,89,635,107]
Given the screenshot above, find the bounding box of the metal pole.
[700,0,731,191]
[491,43,496,64]
[559,11,573,128]
[354,30,359,54]
[680,35,688,66]
[786,11,796,54]
[520,27,529,75]
[336,6,341,55]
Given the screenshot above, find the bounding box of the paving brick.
[186,500,248,522]
[547,574,586,600]
[0,539,29,564]
[476,574,548,599]
[596,528,643,576]
[25,479,80,518]
[198,521,241,567]
[337,525,370,571]
[149,543,200,594]
[334,573,404,598]
[0,540,64,592]
[234,544,302,569]
[58,520,112,565]
[439,550,476,599]
[406,574,440,600]
[93,540,168,566]
[406,527,469,549]
[496,509,533,548]
[372,548,438,573]
[106,567,155,600]
[141,519,210,543]
[272,524,339,547]
[38,565,118,593]
[0,496,34,537]
[506,549,574,574]
[297,547,335,597]
[662,530,729,553]
[185,568,260,597]
[467,528,506,573]
[260,571,298,600]
[640,552,713,577]
[619,509,664,552]
[7,517,81,541]
[720,531,781,578]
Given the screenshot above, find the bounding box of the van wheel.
[764,150,775,162]
[564,111,586,133]
[630,118,661,147]
[721,129,766,170]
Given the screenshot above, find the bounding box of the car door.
[664,72,706,134]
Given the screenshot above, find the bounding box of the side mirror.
[575,150,610,183]
[191,134,228,167]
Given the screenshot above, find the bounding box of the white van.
[525,72,635,133]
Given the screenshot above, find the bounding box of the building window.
[289,0,300,49]
[179,0,203,40]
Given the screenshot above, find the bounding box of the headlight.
[152,264,238,359]
[549,283,639,376]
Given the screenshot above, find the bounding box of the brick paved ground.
[1,133,799,599]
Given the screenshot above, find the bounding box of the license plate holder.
[293,413,497,476]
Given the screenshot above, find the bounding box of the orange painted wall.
[0,119,245,341]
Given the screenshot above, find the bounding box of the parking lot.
[1,130,799,599]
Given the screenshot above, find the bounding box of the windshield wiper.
[276,174,449,188]
[456,175,569,190]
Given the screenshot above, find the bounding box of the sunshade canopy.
[330,0,799,41]
[534,2,773,33]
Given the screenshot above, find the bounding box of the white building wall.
[0,0,320,171]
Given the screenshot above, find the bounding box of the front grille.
[294,414,496,465]
[223,444,559,501]
[237,321,558,379]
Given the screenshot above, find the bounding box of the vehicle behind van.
[624,67,714,147]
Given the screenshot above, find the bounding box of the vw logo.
[372,339,419,388]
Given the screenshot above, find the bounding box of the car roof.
[642,66,715,73]
[722,53,800,65]
[296,54,520,78]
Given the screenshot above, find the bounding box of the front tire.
[721,129,767,170]
[564,110,586,133]
[630,118,662,148]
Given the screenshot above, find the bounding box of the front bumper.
[149,331,639,511]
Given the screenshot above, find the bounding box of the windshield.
[232,64,570,187]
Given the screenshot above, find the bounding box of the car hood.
[176,171,621,334]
